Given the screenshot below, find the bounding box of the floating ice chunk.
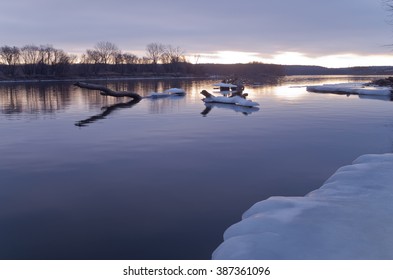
[213,83,238,91]
[146,88,186,98]
[146,92,171,98]
[203,95,259,107]
[201,103,260,116]
[213,153,393,260]
[306,83,392,96]
[163,88,186,95]
[213,82,237,87]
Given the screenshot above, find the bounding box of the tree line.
[0,41,194,78]
[0,44,75,77]
[0,41,284,80]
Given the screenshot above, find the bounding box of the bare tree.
[84,49,102,74]
[94,41,119,64]
[51,48,72,76]
[0,45,20,76]
[193,54,201,64]
[20,45,40,64]
[0,45,20,65]
[114,52,124,65]
[122,53,138,64]
[161,44,186,73]
[36,45,56,75]
[139,56,151,64]
[83,42,120,74]
[146,43,165,64]
[51,49,68,64]
[38,45,54,65]
[163,45,185,64]
[20,44,40,75]
[85,49,101,64]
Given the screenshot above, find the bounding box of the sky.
[1,0,393,67]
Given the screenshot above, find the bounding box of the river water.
[1,76,393,259]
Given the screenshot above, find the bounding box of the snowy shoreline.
[213,153,393,260]
[306,83,392,96]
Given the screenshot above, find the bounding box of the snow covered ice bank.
[213,154,393,259]
[306,83,392,96]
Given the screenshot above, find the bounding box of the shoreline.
[0,74,389,86]
[213,153,393,260]
[0,75,208,84]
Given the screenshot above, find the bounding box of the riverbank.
[213,153,393,259]
[0,75,206,84]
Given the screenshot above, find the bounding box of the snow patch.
[146,92,171,98]
[146,88,186,98]
[164,88,186,95]
[202,103,260,116]
[213,83,237,88]
[306,83,392,96]
[213,153,393,260]
[203,95,259,107]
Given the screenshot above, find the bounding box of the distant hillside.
[198,63,285,83]
[200,63,284,75]
[198,63,393,79]
[2,61,393,82]
[283,65,393,75]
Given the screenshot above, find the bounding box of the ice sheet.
[213,154,393,259]
[306,83,392,96]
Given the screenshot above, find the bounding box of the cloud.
[0,0,392,65]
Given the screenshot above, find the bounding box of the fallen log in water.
[74,81,142,101]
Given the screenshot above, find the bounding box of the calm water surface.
[1,76,393,259]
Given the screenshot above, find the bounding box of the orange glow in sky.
[189,51,393,68]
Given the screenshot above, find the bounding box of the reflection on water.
[273,86,309,101]
[75,98,141,127]
[1,76,393,260]
[0,80,200,125]
[1,76,390,120]
[201,103,260,116]
[145,95,188,115]
[0,83,73,117]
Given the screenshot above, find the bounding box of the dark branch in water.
[73,81,142,127]
[200,90,214,98]
[74,81,142,101]
[75,99,140,127]
[200,106,213,116]
[200,89,248,99]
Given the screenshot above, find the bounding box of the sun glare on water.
[273,86,308,101]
